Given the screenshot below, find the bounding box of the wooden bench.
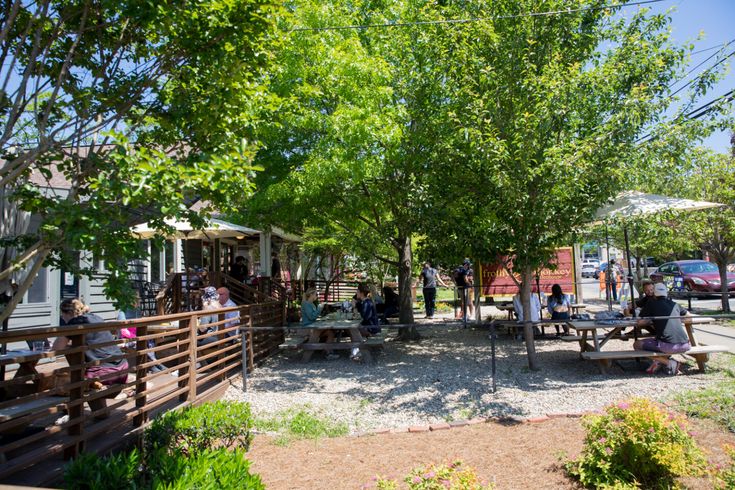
[581,345,729,374]
[279,337,306,350]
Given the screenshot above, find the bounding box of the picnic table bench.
[279,318,384,362]
[569,316,727,374]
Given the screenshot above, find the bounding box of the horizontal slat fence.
[0,301,284,486]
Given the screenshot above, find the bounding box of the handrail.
[0,301,285,485]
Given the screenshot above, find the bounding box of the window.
[26,266,48,303]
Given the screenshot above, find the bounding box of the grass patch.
[673,353,735,433]
[253,406,349,445]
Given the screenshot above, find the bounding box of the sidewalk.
[691,323,735,353]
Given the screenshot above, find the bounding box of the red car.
[650,260,735,294]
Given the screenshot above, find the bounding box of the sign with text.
[479,247,575,297]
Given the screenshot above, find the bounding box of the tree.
[679,148,735,312]
[0,0,282,323]
[246,1,468,339]
[417,1,717,369]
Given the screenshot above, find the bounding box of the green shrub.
[65,402,261,489]
[145,401,253,456]
[151,448,264,490]
[567,398,707,489]
[373,461,493,489]
[64,449,141,490]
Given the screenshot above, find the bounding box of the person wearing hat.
[453,259,474,319]
[634,282,691,374]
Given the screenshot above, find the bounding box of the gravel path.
[223,313,733,434]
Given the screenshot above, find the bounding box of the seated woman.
[350,284,381,362]
[52,298,129,418]
[546,284,571,335]
[301,289,338,360]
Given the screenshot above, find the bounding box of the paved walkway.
[692,323,735,353]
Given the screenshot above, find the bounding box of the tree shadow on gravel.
[243,325,719,419]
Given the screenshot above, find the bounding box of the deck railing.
[0,301,284,486]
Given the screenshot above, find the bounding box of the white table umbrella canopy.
[593,191,723,222]
[132,218,258,240]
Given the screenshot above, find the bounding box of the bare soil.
[246,417,735,489]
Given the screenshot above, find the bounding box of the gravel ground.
[223,307,733,434]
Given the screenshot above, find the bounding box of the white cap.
[653,283,668,297]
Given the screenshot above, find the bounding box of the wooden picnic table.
[287,317,383,362]
[567,316,726,373]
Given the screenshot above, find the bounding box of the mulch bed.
[246,417,735,489]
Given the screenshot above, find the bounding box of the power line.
[635,89,735,144]
[290,0,669,32]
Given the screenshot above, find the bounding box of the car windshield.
[680,262,719,274]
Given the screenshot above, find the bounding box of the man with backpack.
[454,259,474,319]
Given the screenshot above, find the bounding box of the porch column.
[259,231,272,276]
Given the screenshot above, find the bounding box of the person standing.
[608,259,622,302]
[271,252,281,281]
[453,259,474,319]
[416,261,448,319]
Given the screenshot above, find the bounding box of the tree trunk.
[520,267,539,371]
[717,260,731,313]
[396,235,418,340]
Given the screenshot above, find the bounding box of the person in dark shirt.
[231,256,248,282]
[634,283,691,374]
[350,283,380,362]
[624,280,654,316]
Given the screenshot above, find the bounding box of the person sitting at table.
[301,289,338,360]
[351,283,381,362]
[634,282,691,375]
[547,284,571,336]
[52,298,129,418]
[197,286,221,343]
[512,285,541,323]
[217,287,240,338]
[381,286,400,320]
[623,280,655,316]
[117,292,167,374]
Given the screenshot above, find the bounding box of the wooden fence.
[0,301,284,486]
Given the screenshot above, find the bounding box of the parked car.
[650,260,735,294]
[581,260,599,278]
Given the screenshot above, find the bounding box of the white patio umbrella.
[133,217,258,309]
[593,191,724,313]
[132,217,258,240]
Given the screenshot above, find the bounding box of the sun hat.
[653,283,668,297]
[201,286,218,302]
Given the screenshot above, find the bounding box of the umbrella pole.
[623,225,638,319]
[605,224,612,311]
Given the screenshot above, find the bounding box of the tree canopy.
[0,0,282,322]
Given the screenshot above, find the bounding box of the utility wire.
[290,0,668,32]
[636,89,735,144]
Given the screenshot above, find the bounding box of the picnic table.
[281,317,384,362]
[567,317,728,373]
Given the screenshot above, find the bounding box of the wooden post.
[189,313,198,401]
[242,308,248,393]
[133,325,148,427]
[177,317,190,403]
[248,307,255,372]
[63,333,85,460]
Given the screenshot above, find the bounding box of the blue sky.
[643,0,734,154]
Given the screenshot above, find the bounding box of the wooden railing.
[0,301,284,486]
